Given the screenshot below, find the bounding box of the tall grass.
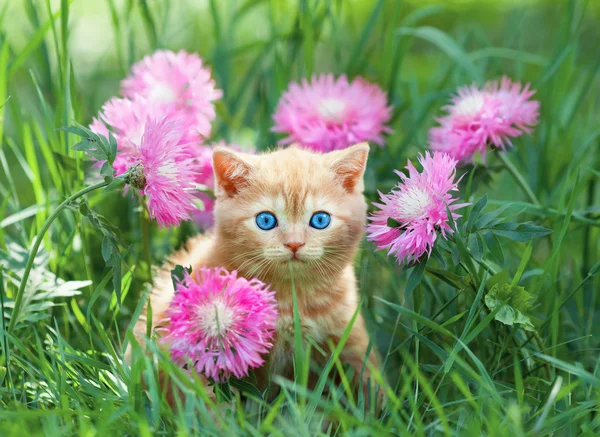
[1,0,599,435]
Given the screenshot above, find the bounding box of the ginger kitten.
[130,143,379,397]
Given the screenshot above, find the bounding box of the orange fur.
[128,143,381,400]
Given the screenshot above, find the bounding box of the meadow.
[1,0,600,435]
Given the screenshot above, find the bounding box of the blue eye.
[256,212,277,230]
[310,212,331,230]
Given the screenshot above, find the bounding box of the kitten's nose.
[284,242,305,253]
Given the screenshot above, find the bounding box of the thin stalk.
[7,180,109,333]
[139,196,153,284]
[497,152,541,207]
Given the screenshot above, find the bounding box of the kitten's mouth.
[283,253,306,264]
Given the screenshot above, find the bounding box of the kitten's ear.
[212,147,254,198]
[328,142,370,192]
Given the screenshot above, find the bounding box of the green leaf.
[76,199,126,304]
[65,122,112,161]
[467,195,487,232]
[468,233,484,262]
[482,230,504,265]
[101,236,113,262]
[102,176,126,193]
[512,241,533,286]
[405,259,427,299]
[228,376,263,400]
[474,203,512,229]
[426,267,474,291]
[71,139,96,152]
[61,125,90,137]
[106,249,122,304]
[100,161,115,178]
[108,131,118,163]
[387,217,403,229]
[484,283,536,331]
[492,222,552,241]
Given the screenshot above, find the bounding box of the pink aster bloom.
[272,74,392,152]
[192,145,217,229]
[366,152,468,264]
[429,76,539,163]
[121,50,222,140]
[90,96,200,175]
[161,267,278,381]
[134,118,198,227]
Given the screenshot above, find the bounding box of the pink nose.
[284,242,305,253]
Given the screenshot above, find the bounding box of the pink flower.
[134,118,198,227]
[195,145,216,189]
[191,145,217,229]
[193,193,215,230]
[366,152,468,264]
[121,50,222,140]
[429,76,539,163]
[90,96,199,175]
[161,267,278,381]
[272,74,392,152]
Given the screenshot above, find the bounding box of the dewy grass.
[1,1,599,436]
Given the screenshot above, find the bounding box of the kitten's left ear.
[328,142,370,192]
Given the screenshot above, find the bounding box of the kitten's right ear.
[212,147,253,198]
[327,142,370,193]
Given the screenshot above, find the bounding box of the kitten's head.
[212,144,369,288]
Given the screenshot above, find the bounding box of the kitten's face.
[212,144,369,286]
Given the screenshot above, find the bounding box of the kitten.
[129,143,380,399]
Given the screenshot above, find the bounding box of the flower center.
[454,93,485,117]
[396,187,431,221]
[149,83,177,104]
[318,98,346,122]
[158,159,177,180]
[196,299,235,338]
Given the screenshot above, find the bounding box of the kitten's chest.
[276,312,328,342]
[262,283,350,377]
[268,312,328,376]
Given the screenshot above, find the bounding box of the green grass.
[1,0,600,435]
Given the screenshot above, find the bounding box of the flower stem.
[497,152,541,207]
[139,197,154,285]
[7,180,109,333]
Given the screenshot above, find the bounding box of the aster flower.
[128,118,198,227]
[160,267,278,381]
[90,96,199,175]
[272,74,392,152]
[429,76,539,162]
[192,145,217,229]
[366,152,468,264]
[121,50,222,140]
